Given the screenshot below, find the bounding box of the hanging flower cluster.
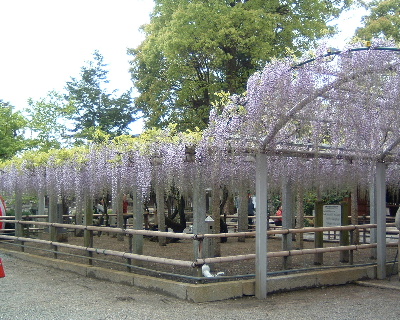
[200,40,400,194]
[1,41,400,204]
[0,125,202,206]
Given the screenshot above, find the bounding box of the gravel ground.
[1,252,400,320]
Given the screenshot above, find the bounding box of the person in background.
[274,206,283,226]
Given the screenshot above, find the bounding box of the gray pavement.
[1,252,400,320]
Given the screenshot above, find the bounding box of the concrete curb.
[3,249,396,302]
[355,280,400,291]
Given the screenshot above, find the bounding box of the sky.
[0,1,368,134]
[0,0,154,133]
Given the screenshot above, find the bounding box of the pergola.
[1,41,400,299]
[203,40,400,298]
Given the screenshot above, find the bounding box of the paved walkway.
[1,252,400,320]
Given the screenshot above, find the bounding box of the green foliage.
[129,0,351,131]
[65,50,136,142]
[303,189,350,216]
[0,124,202,173]
[356,0,400,42]
[0,100,28,159]
[108,124,203,156]
[25,91,74,151]
[0,145,90,172]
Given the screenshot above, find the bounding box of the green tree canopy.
[129,0,351,131]
[0,100,28,159]
[65,50,135,142]
[356,0,400,42]
[25,91,74,151]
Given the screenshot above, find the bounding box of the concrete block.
[268,273,318,293]
[186,281,243,303]
[317,266,375,286]
[133,274,187,300]
[49,259,88,277]
[87,267,134,286]
[9,251,88,276]
[242,279,255,296]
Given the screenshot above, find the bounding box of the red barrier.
[0,258,5,278]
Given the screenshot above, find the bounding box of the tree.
[0,100,28,159]
[129,0,351,131]
[356,0,400,42]
[25,91,74,151]
[65,51,135,142]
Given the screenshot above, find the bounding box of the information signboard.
[323,204,341,227]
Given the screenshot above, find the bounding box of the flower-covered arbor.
[202,40,400,191]
[1,40,400,298]
[200,40,400,297]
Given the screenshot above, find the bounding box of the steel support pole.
[255,153,268,299]
[369,172,377,259]
[376,161,386,279]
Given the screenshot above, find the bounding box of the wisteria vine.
[1,40,400,208]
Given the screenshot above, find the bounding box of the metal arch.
[293,46,400,69]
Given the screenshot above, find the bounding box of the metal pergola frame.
[253,45,400,298]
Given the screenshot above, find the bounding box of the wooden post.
[296,186,304,249]
[255,153,268,299]
[314,201,324,265]
[211,183,220,256]
[48,193,59,258]
[114,184,124,242]
[14,190,23,252]
[132,189,144,266]
[282,177,294,269]
[48,193,57,239]
[340,201,350,262]
[56,196,68,242]
[84,194,93,265]
[14,190,23,237]
[127,233,133,271]
[156,183,166,246]
[376,161,387,279]
[38,190,45,216]
[237,186,248,242]
[351,184,359,244]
